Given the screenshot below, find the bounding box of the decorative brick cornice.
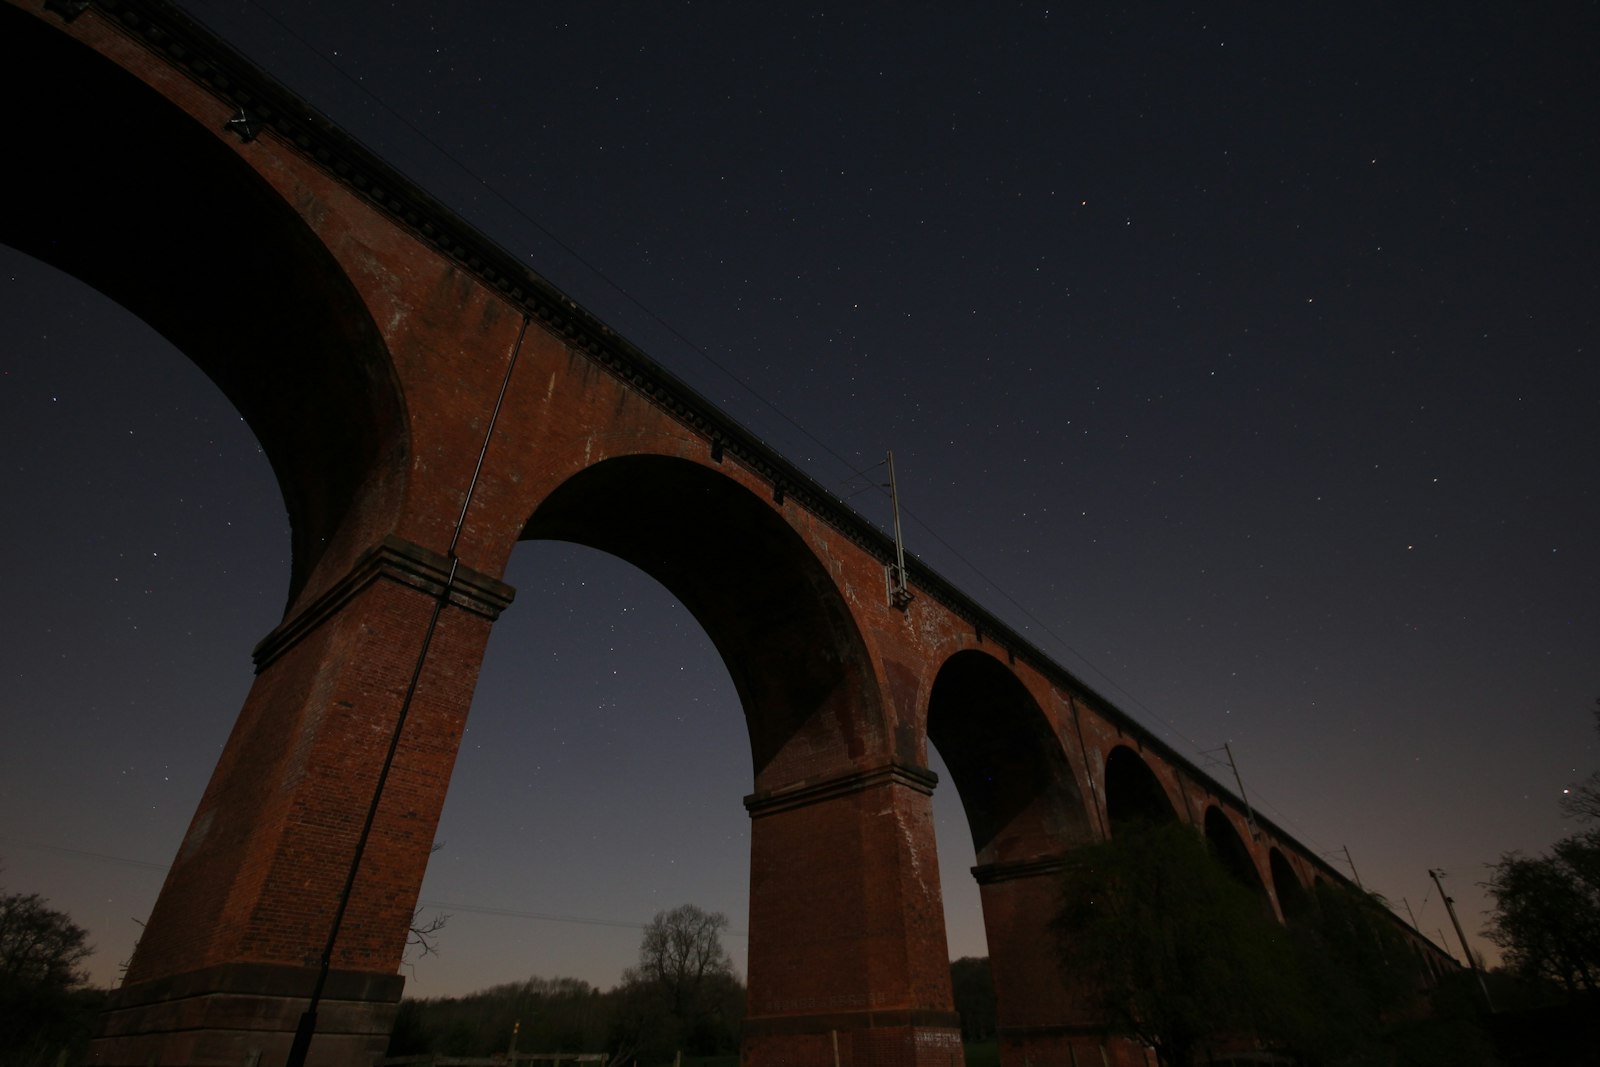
[744,761,938,818]
[252,535,514,671]
[971,855,1071,886]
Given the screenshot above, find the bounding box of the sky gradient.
[2,1,1597,997]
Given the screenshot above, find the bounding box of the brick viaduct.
[4,3,1457,1065]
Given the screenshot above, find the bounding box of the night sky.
[2,1,1597,998]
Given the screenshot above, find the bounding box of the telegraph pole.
[286,315,533,1067]
[884,451,913,610]
[1222,742,1260,840]
[1341,845,1364,889]
[1428,868,1493,1012]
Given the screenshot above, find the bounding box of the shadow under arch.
[925,652,1093,1064]
[1104,744,1179,833]
[1270,847,1313,923]
[1204,805,1270,907]
[1,4,405,604]
[521,453,885,788]
[926,650,1092,865]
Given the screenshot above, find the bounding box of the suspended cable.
[0,835,745,938]
[192,0,1364,896]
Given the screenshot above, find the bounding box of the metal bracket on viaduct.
[3,3,1456,1065]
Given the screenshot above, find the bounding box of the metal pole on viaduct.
[2,3,1455,1065]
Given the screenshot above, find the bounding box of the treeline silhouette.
[388,974,744,1063]
[387,959,999,1064]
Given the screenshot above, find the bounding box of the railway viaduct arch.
[3,3,1455,1065]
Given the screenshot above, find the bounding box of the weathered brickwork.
[3,3,1456,1065]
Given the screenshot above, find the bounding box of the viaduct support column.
[90,537,513,1067]
[742,763,963,1067]
[976,858,1145,1067]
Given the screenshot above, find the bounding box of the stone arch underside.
[11,10,1418,1067]
[1103,744,1179,832]
[520,456,966,1065]
[1270,847,1312,923]
[522,453,886,792]
[926,652,1099,1065]
[1204,805,1270,905]
[1,3,405,605]
[926,650,1092,866]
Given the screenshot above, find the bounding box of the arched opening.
[521,455,884,789]
[0,244,289,987]
[412,540,753,996]
[926,652,1094,1051]
[1203,806,1269,906]
[927,750,990,962]
[428,452,944,1064]
[927,651,1091,867]
[1103,745,1179,832]
[1,2,406,604]
[378,452,903,1051]
[1270,848,1313,924]
[2,16,417,1060]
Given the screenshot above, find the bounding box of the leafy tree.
[1486,699,1600,1001]
[387,976,609,1057]
[383,930,746,1065]
[403,842,450,971]
[405,906,449,969]
[0,889,90,989]
[608,968,680,1065]
[1483,827,1600,997]
[1049,824,1467,1066]
[635,903,734,1017]
[1285,881,1429,1063]
[1558,698,1600,822]
[0,883,101,1067]
[1051,822,1304,1067]
[948,956,996,1042]
[613,904,742,1062]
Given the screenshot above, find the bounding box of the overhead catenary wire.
[215,0,1261,785]
[418,899,748,940]
[0,835,748,936]
[287,312,532,1067]
[186,0,1344,879]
